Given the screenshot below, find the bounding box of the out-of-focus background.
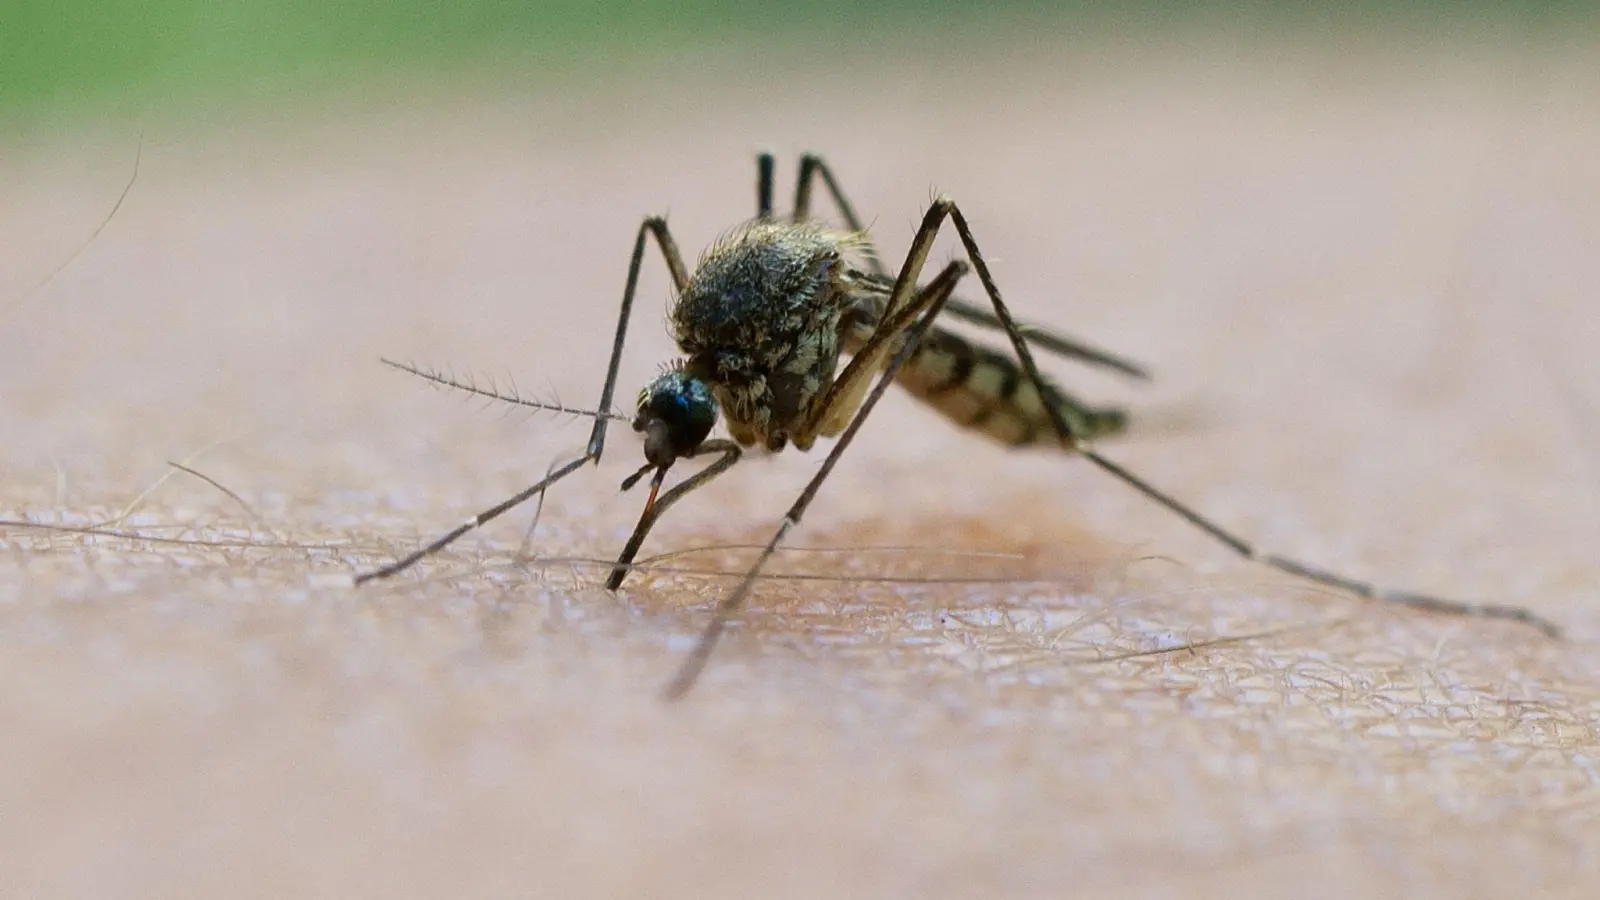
[7,1,1595,124]
[4,4,1600,898]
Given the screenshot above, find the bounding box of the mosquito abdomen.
[877,325,1127,447]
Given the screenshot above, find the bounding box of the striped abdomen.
[858,324,1128,447]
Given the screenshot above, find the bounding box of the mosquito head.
[633,369,718,470]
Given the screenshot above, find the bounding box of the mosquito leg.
[356,216,692,584]
[606,439,743,590]
[793,154,869,233]
[937,296,1151,380]
[757,152,776,219]
[1078,452,1563,638]
[792,153,888,276]
[356,455,591,583]
[794,154,1148,380]
[925,196,1561,638]
[662,259,969,700]
[590,216,691,459]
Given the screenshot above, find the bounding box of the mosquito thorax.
[634,369,718,467]
[669,221,871,450]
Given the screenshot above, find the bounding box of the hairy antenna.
[380,358,630,422]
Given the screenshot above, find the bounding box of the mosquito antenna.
[380,358,630,422]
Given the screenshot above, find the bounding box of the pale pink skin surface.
[2,34,1598,899]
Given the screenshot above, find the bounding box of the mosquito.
[357,152,1562,699]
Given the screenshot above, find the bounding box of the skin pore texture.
[2,35,1598,899]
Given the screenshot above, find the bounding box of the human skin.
[2,35,1598,898]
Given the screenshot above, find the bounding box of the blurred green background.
[4,1,1592,128]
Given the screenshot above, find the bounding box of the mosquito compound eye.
[636,370,718,467]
